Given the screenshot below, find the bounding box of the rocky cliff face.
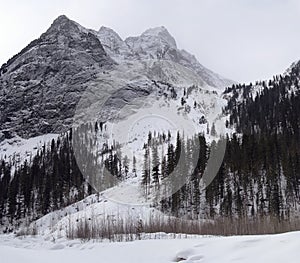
[0,15,114,140]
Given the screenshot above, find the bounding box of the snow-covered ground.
[33,192,169,238]
[1,231,299,263]
[0,134,59,162]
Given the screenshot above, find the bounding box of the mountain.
[98,26,234,88]
[0,15,114,140]
[0,15,235,229]
[0,15,234,141]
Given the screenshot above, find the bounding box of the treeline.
[145,61,300,220]
[0,122,134,231]
[154,135,300,220]
[2,125,300,229]
[134,128,300,220]
[3,59,300,230]
[208,62,300,220]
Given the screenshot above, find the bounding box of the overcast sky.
[1,0,300,83]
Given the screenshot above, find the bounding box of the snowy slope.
[0,134,59,174]
[0,231,300,263]
[71,74,233,206]
[33,192,168,238]
[104,82,231,169]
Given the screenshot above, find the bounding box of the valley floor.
[1,231,300,263]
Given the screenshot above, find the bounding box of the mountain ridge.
[0,14,233,141]
[98,24,234,88]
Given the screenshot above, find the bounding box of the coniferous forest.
[1,63,300,232]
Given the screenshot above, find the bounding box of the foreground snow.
[1,231,300,263]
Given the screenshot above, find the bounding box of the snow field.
[1,231,300,263]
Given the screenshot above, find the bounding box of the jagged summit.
[49,18,234,88]
[140,26,177,48]
[99,25,233,88]
[124,26,177,59]
[52,14,70,24]
[98,26,132,59]
[142,25,167,34]
[99,26,123,41]
[45,14,87,37]
[47,14,77,30]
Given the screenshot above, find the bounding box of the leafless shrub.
[66,213,300,241]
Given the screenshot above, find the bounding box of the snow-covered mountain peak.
[140,26,177,48]
[96,23,235,89]
[124,26,178,60]
[47,15,79,32]
[98,26,123,42]
[98,26,132,60]
[51,14,70,25]
[46,15,98,38]
[103,26,234,89]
